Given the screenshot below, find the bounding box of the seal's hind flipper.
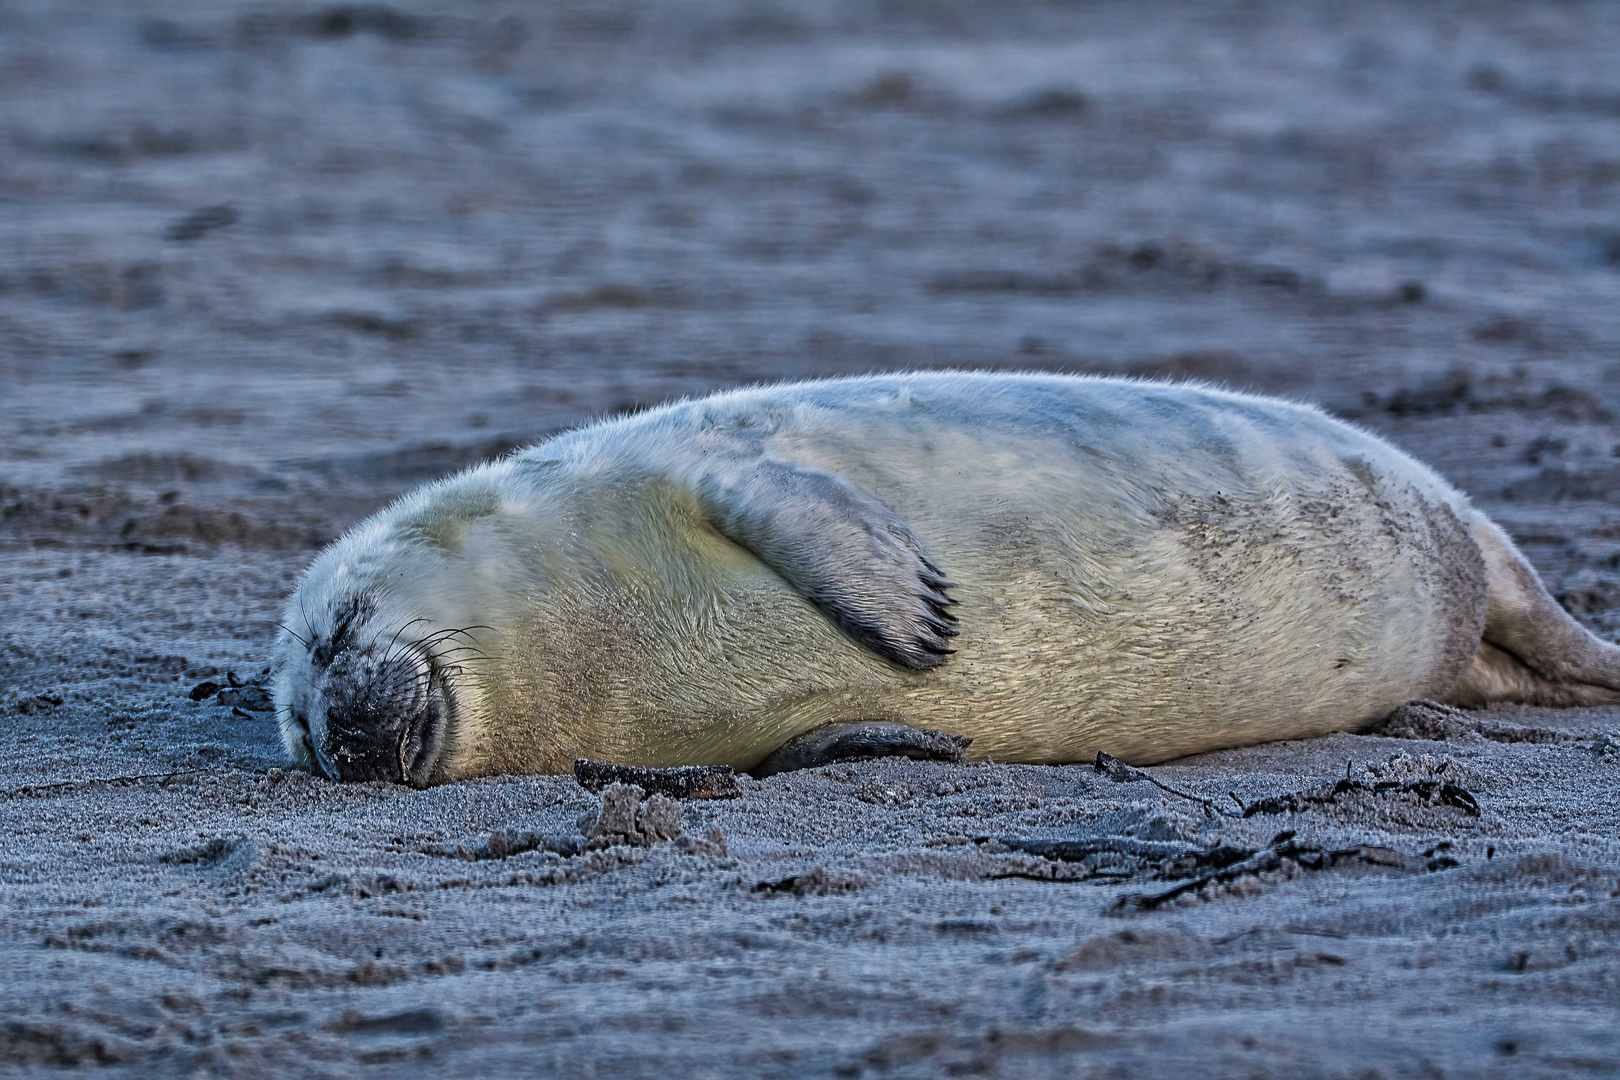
[1445,515,1620,707]
[694,459,959,669]
[754,722,971,776]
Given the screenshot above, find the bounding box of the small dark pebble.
[423,830,580,862]
[754,866,859,897]
[217,685,273,711]
[329,1008,445,1036]
[573,759,740,800]
[165,204,237,243]
[985,835,1237,865]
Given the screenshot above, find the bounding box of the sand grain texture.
[3,1,1620,1076]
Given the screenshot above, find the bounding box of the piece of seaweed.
[1093,752,1228,818]
[1112,833,1459,912]
[1237,777,1480,817]
[983,835,1251,868]
[573,759,740,800]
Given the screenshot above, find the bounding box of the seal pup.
[270,372,1620,785]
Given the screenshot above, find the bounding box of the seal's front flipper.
[754,722,972,776]
[694,460,958,669]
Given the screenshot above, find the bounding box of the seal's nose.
[318,653,448,786]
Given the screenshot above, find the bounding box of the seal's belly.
[576,468,1486,771]
[940,499,1479,764]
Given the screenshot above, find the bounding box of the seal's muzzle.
[314,648,449,787]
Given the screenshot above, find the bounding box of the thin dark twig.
[1094,752,1231,818]
[987,869,1133,883]
[0,769,211,800]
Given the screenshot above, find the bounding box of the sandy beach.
[2,2,1619,1075]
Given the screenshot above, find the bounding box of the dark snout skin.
[316,649,449,787]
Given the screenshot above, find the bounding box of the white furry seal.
[271,372,1620,785]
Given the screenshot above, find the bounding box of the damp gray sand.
[3,1,1620,1076]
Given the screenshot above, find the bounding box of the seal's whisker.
[298,595,317,645]
[435,652,503,664]
[413,626,496,652]
[417,626,490,649]
[429,645,488,660]
[276,623,312,649]
[376,617,432,669]
[402,631,462,654]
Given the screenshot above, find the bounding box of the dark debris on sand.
[1111,833,1461,912]
[573,759,741,800]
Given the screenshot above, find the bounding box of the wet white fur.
[274,371,1500,777]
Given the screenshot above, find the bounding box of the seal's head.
[272,597,453,787]
[270,517,485,787]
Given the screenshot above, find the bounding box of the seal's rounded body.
[272,373,1620,784]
